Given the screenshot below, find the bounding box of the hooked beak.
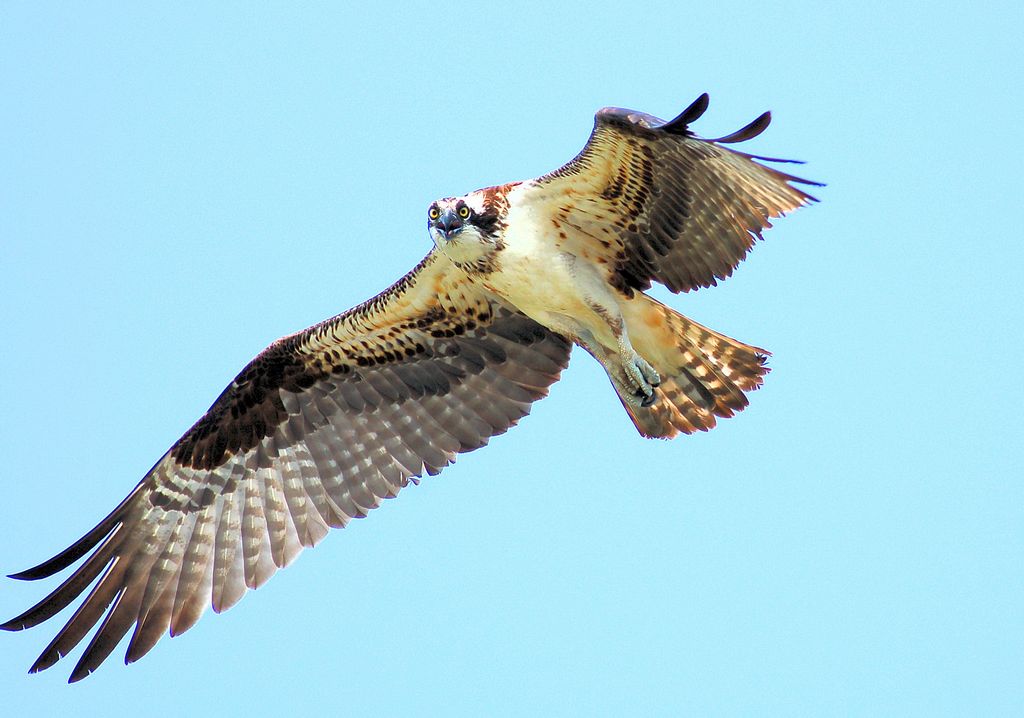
[436,209,463,240]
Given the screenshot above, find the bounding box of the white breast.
[482,185,595,333]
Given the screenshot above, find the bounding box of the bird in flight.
[3,94,819,681]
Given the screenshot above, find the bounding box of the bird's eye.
[428,206,440,221]
[458,205,471,219]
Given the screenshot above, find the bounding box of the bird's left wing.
[519,94,821,295]
[2,250,571,681]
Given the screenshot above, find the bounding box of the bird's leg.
[583,299,661,407]
[561,256,660,406]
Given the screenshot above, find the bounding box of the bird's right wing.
[3,249,572,681]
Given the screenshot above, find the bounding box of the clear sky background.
[1,2,1021,715]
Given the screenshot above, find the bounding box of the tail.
[620,297,770,439]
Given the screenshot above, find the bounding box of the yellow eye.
[458,205,470,219]
[428,206,440,220]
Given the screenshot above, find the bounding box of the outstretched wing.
[2,250,572,682]
[522,93,821,295]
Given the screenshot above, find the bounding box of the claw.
[621,350,660,404]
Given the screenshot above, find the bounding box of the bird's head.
[427,190,504,265]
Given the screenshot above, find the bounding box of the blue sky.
[1,2,1021,715]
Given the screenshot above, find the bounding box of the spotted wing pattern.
[2,251,571,681]
[523,94,821,295]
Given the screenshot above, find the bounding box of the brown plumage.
[3,94,818,681]
[530,97,818,296]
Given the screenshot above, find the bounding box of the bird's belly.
[482,245,595,337]
[485,257,577,312]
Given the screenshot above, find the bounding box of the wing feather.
[126,554,180,664]
[2,250,571,680]
[525,95,821,294]
[169,506,216,637]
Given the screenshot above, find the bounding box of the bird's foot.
[621,350,660,407]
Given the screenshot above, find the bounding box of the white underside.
[479,185,623,349]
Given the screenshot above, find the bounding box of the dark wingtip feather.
[661,93,710,134]
[738,150,825,197]
[8,563,71,582]
[0,612,32,632]
[712,111,772,144]
[741,153,806,164]
[7,480,146,581]
[69,665,92,683]
[27,647,65,676]
[770,167,827,188]
[0,616,24,632]
[0,532,120,632]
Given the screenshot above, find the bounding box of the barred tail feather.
[622,297,770,439]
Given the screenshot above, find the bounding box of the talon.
[637,358,660,389]
[620,349,660,407]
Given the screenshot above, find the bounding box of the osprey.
[3,94,818,681]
